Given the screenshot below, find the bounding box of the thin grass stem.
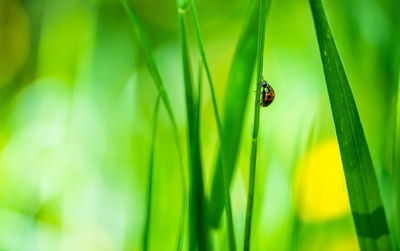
[142,94,161,251]
[208,1,270,227]
[243,0,269,249]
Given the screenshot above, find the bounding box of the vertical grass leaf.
[121,2,187,248]
[189,0,237,249]
[208,0,271,227]
[142,95,161,251]
[121,1,182,156]
[177,10,210,250]
[195,62,203,135]
[394,71,400,249]
[309,0,393,249]
[243,0,269,249]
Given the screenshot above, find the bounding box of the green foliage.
[143,95,161,251]
[309,0,393,249]
[177,9,209,250]
[121,1,181,152]
[244,0,270,249]
[189,0,236,249]
[122,1,187,248]
[1,0,399,250]
[208,0,270,228]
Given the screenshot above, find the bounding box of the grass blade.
[177,6,209,250]
[174,61,204,251]
[394,72,400,249]
[120,2,188,248]
[243,0,269,249]
[188,0,236,249]
[208,0,271,227]
[121,1,182,157]
[142,95,161,251]
[196,62,203,131]
[309,0,392,249]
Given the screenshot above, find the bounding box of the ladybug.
[260,80,275,107]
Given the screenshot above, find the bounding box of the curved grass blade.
[243,0,269,249]
[120,1,188,248]
[309,0,393,249]
[120,1,182,157]
[142,95,161,251]
[188,0,236,249]
[177,8,210,250]
[208,0,271,228]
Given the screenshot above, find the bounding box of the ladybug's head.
[261,81,267,88]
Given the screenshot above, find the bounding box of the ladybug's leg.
[253,88,264,94]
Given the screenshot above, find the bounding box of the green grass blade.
[394,72,400,249]
[177,8,209,250]
[176,180,187,251]
[120,2,188,248]
[243,0,269,249]
[188,0,236,249]
[208,0,271,227]
[309,0,392,249]
[121,1,182,155]
[142,95,161,251]
[196,62,203,128]
[174,61,203,251]
[175,199,186,251]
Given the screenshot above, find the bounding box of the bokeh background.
[0,0,399,250]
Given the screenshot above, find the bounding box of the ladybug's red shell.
[260,85,275,107]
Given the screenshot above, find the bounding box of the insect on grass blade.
[208,0,271,228]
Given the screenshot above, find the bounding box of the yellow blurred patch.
[326,236,359,251]
[294,139,351,222]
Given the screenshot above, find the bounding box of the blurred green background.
[0,0,399,250]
